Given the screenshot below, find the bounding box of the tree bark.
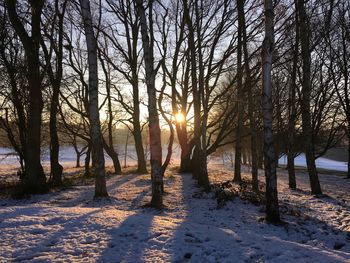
[80,0,108,198]
[50,81,63,186]
[238,0,259,191]
[133,108,148,174]
[261,0,280,223]
[84,144,91,176]
[46,0,67,187]
[297,0,322,195]
[348,130,350,179]
[6,0,47,194]
[136,0,163,208]
[287,0,299,189]
[102,138,121,174]
[234,0,244,183]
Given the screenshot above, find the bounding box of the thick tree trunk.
[261,0,280,223]
[196,0,210,190]
[136,0,163,208]
[297,0,322,195]
[6,0,47,194]
[183,0,200,181]
[25,81,47,193]
[80,0,108,198]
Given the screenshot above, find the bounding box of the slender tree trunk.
[50,82,63,186]
[102,138,121,174]
[76,153,81,168]
[178,127,191,173]
[234,1,244,183]
[124,128,129,168]
[133,116,148,173]
[287,1,299,189]
[80,0,108,198]
[348,130,350,179]
[48,0,66,187]
[84,144,91,176]
[100,57,121,175]
[136,0,163,208]
[131,80,148,173]
[297,0,322,195]
[261,0,280,223]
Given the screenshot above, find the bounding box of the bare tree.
[261,0,280,223]
[5,0,48,194]
[297,0,322,195]
[41,0,68,186]
[135,0,163,208]
[80,0,108,198]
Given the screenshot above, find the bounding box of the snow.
[279,154,348,172]
[0,162,350,262]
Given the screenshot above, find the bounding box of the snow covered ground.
[1,147,348,173]
[0,163,350,262]
[279,154,348,172]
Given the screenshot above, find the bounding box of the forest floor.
[0,164,350,262]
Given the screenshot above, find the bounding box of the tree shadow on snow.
[97,207,157,262]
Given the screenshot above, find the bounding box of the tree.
[80,0,108,198]
[234,0,245,184]
[297,0,322,195]
[41,0,68,186]
[0,12,27,175]
[239,0,259,191]
[5,0,48,194]
[287,1,299,189]
[101,0,148,174]
[261,0,280,223]
[135,0,163,208]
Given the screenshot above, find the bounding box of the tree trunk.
[348,130,350,179]
[47,0,66,187]
[76,153,81,168]
[84,144,91,176]
[196,1,210,191]
[234,1,244,183]
[6,0,47,194]
[178,131,191,173]
[133,115,148,173]
[287,0,299,189]
[102,138,121,174]
[261,0,280,223]
[297,0,322,195]
[50,82,63,186]
[183,0,200,181]
[136,0,163,208]
[100,55,122,175]
[80,0,108,198]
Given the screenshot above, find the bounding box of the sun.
[175,112,185,123]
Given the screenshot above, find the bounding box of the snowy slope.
[0,165,350,262]
[279,154,348,172]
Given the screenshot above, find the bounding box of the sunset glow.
[175,112,185,123]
